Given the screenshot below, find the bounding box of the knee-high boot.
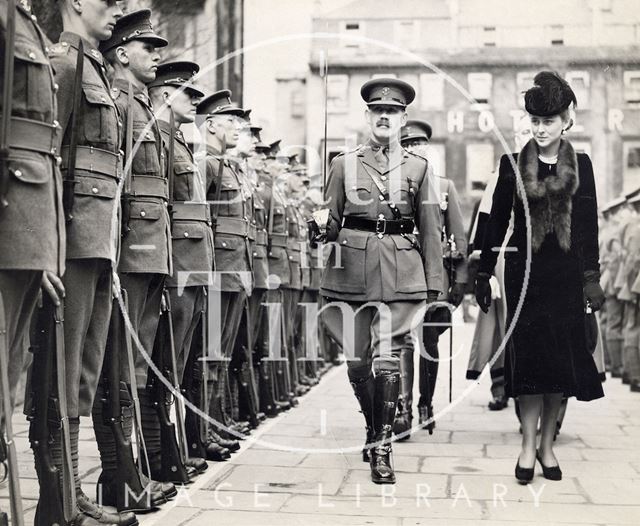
[370,372,400,484]
[348,372,375,462]
[393,347,414,440]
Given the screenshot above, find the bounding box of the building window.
[394,20,421,50]
[550,25,564,45]
[623,142,640,193]
[341,21,363,48]
[290,88,304,118]
[565,71,590,108]
[466,143,495,192]
[624,71,640,105]
[327,74,349,113]
[482,26,497,47]
[571,141,591,157]
[468,72,492,106]
[420,73,444,110]
[516,71,536,107]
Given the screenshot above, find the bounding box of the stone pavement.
[3,310,640,525]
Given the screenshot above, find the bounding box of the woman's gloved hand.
[448,282,465,308]
[584,281,605,312]
[475,272,492,314]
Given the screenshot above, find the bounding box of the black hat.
[147,61,204,97]
[100,9,167,54]
[250,126,269,151]
[265,140,281,159]
[400,119,432,144]
[524,71,577,117]
[197,89,245,117]
[242,109,252,121]
[360,78,415,108]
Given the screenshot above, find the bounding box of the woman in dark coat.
[475,71,605,484]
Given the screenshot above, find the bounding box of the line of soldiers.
[599,187,640,393]
[0,3,335,525]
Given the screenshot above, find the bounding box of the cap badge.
[381,87,390,96]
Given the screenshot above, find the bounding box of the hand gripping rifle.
[0,291,24,526]
[103,292,153,512]
[149,291,191,484]
[63,40,84,221]
[0,0,16,211]
[28,295,75,525]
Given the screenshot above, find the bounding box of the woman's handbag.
[584,303,598,354]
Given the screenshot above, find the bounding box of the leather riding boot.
[348,372,375,463]
[370,372,400,484]
[417,340,438,433]
[393,347,414,441]
[92,383,162,513]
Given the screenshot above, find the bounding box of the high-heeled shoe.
[536,450,562,481]
[515,460,534,484]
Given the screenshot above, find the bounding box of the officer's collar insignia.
[19,0,30,12]
[90,49,101,59]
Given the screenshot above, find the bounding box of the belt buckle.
[375,218,386,236]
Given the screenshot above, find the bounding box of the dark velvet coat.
[479,139,604,401]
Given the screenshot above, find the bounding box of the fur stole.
[516,138,579,252]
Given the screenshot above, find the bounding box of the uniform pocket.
[173,161,194,201]
[391,235,425,293]
[8,151,52,184]
[214,235,244,251]
[82,83,118,146]
[322,232,369,293]
[74,175,118,199]
[172,221,206,240]
[129,200,163,221]
[131,128,160,175]
[345,179,374,213]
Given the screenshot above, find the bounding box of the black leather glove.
[584,281,605,312]
[449,282,465,308]
[426,290,440,304]
[475,272,492,314]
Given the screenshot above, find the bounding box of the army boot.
[49,417,139,526]
[393,347,414,441]
[370,372,400,484]
[92,383,164,513]
[348,373,375,462]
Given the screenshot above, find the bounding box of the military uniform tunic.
[50,31,122,417]
[0,0,65,403]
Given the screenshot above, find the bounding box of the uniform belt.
[9,116,60,157]
[287,239,302,252]
[214,216,251,237]
[127,175,169,200]
[61,146,121,179]
[172,202,211,223]
[342,216,415,235]
[256,230,268,246]
[248,224,257,241]
[269,232,288,247]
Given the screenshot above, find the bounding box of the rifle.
[167,109,175,204]
[149,292,191,484]
[103,294,152,512]
[63,40,84,221]
[120,290,150,478]
[121,83,134,236]
[0,292,24,526]
[0,0,16,210]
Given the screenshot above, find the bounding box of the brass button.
[140,210,146,217]
[289,256,293,260]
[342,240,347,245]
[222,242,227,247]
[253,252,257,256]
[28,51,36,60]
[351,185,357,190]
[56,156,62,166]
[381,176,387,181]
[14,170,22,178]
[92,187,99,194]
[378,214,384,219]
[101,96,107,102]
[32,14,38,22]
[183,232,189,238]
[53,83,59,92]
[269,251,273,256]
[377,233,383,239]
[53,120,60,128]
[378,195,384,201]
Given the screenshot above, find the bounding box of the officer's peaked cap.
[148,61,204,97]
[361,77,415,108]
[197,89,245,117]
[100,9,167,54]
[401,119,432,144]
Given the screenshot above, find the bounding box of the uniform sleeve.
[50,54,76,137]
[478,154,515,276]
[577,154,600,277]
[415,162,444,293]
[446,180,469,283]
[324,155,345,242]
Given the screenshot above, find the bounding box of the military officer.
[196,89,253,442]
[94,10,176,511]
[394,119,468,437]
[317,78,443,484]
[1,1,65,522]
[49,1,138,524]
[148,61,213,478]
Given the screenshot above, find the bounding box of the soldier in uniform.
[94,10,177,510]
[196,90,253,442]
[147,61,213,476]
[317,78,443,484]
[1,1,65,522]
[49,1,139,524]
[394,120,467,437]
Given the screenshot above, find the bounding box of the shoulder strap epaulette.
[110,87,122,100]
